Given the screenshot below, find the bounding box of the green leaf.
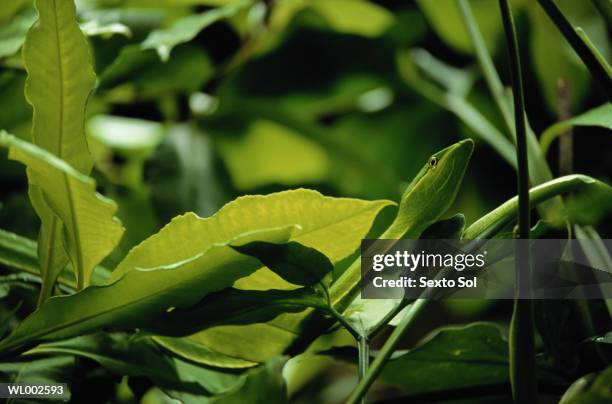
[99,44,214,101]
[540,103,612,155]
[463,174,612,239]
[170,323,296,364]
[0,228,39,277]
[111,189,393,286]
[148,286,326,337]
[0,225,296,356]
[26,333,241,395]
[0,6,36,58]
[141,0,251,61]
[307,0,394,37]
[23,0,95,174]
[210,357,288,404]
[106,189,390,366]
[381,323,509,396]
[154,336,259,369]
[0,356,74,400]
[22,0,98,299]
[416,0,510,54]
[559,366,612,403]
[216,119,330,190]
[271,0,393,38]
[234,241,333,287]
[0,133,124,292]
[0,228,111,291]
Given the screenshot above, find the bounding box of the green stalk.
[346,299,428,404]
[357,335,369,382]
[499,0,537,402]
[537,0,612,99]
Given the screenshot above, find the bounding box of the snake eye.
[428,156,438,169]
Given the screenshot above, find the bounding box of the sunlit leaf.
[22,0,98,299]
[141,0,250,61]
[0,225,296,355]
[0,133,124,292]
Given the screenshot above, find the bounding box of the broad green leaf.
[216,119,330,190]
[463,174,612,239]
[106,190,390,366]
[0,133,124,292]
[154,336,259,369]
[22,0,97,299]
[559,366,612,403]
[148,286,326,337]
[111,189,393,285]
[26,333,241,395]
[23,0,95,174]
[381,323,509,395]
[540,103,612,155]
[271,0,393,38]
[234,241,333,287]
[177,323,297,364]
[141,0,251,61]
[210,357,288,404]
[308,0,394,37]
[0,225,297,355]
[0,6,36,58]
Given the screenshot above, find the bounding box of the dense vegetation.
[0,0,611,402]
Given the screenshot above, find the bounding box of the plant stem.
[357,335,369,381]
[537,0,612,99]
[499,0,537,402]
[346,299,428,404]
[556,79,573,176]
